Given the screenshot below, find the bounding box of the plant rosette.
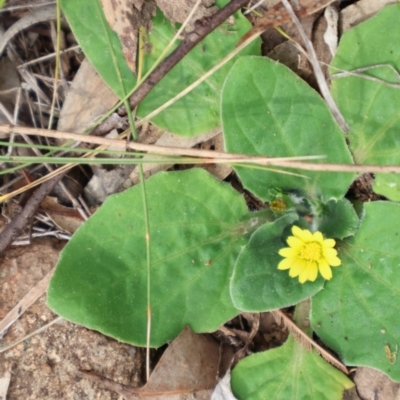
[46,2,400,397]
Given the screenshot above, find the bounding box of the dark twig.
[129,0,250,109]
[0,173,66,254]
[0,0,250,255]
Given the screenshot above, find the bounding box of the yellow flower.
[278,226,341,283]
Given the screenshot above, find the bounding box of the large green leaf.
[48,169,251,347]
[222,56,355,203]
[60,0,136,99]
[330,4,400,201]
[311,201,400,381]
[373,174,400,201]
[230,214,325,311]
[137,5,261,136]
[231,336,354,400]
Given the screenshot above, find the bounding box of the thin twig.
[0,317,63,353]
[17,45,81,69]
[0,271,53,339]
[0,1,56,13]
[0,172,67,254]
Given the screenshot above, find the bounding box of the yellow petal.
[289,260,307,277]
[323,247,338,259]
[291,225,304,238]
[323,238,336,248]
[307,263,319,282]
[279,247,298,257]
[300,229,314,242]
[318,259,332,280]
[278,257,296,270]
[287,236,304,250]
[299,267,311,283]
[313,231,324,243]
[328,256,341,267]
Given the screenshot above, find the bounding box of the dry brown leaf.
[354,367,400,400]
[157,0,215,31]
[57,59,119,134]
[340,0,397,33]
[100,0,156,74]
[201,132,233,181]
[40,196,84,234]
[140,327,228,399]
[240,0,336,45]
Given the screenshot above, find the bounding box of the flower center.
[270,198,286,212]
[299,242,322,261]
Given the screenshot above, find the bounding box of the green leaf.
[231,336,354,400]
[137,7,261,136]
[373,174,400,201]
[222,56,355,203]
[314,198,360,240]
[62,1,260,135]
[230,214,324,311]
[311,201,400,381]
[47,169,250,347]
[330,4,400,201]
[60,0,136,99]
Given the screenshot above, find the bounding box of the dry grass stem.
[0,317,63,354]
[3,124,400,173]
[0,271,53,338]
[330,63,400,89]
[281,0,349,133]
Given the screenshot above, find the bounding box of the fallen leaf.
[140,327,231,399]
[354,367,400,400]
[40,196,84,234]
[240,0,336,45]
[100,0,156,74]
[57,59,119,134]
[340,0,397,33]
